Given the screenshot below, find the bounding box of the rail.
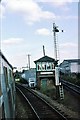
[16,83,67,120]
[61,79,80,95]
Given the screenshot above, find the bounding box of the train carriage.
[0,51,15,119]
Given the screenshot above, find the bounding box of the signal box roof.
[34,55,55,63]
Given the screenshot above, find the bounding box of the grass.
[39,85,79,112]
[39,85,56,99]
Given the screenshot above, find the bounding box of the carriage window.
[0,65,2,96]
[3,67,8,87]
[0,82,1,96]
[9,70,11,78]
[9,69,13,81]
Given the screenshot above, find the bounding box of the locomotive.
[0,51,15,119]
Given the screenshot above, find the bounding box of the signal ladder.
[59,85,64,100]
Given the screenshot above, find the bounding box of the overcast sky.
[0,0,79,69]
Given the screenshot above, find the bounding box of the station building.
[34,55,57,89]
[59,59,80,74]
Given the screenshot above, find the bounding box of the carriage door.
[2,66,10,118]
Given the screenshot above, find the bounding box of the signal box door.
[41,79,47,88]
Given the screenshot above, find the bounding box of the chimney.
[43,45,45,56]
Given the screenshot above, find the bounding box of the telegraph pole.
[27,54,31,70]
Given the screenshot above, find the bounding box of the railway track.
[16,83,67,120]
[61,79,80,95]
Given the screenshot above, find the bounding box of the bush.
[60,73,80,86]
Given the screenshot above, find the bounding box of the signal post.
[53,23,64,100]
